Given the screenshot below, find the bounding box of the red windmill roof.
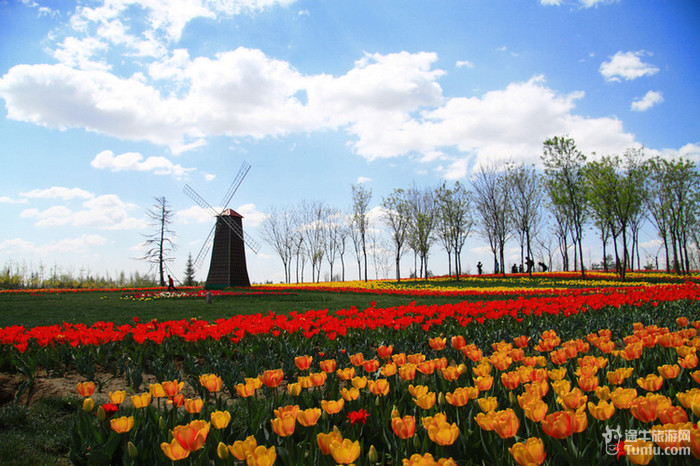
[219,209,243,218]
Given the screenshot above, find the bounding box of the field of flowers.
[1,272,699,465]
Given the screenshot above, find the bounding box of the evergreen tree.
[184,253,196,286]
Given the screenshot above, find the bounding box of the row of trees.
[262,136,700,283]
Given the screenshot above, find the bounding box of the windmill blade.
[193,225,216,269]
[183,184,219,217]
[220,161,251,209]
[220,214,262,254]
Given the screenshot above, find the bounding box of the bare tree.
[351,184,372,282]
[435,181,474,279]
[407,184,437,280]
[298,200,326,283]
[381,188,410,281]
[324,207,347,282]
[507,164,544,276]
[260,206,296,283]
[141,197,176,286]
[471,164,511,276]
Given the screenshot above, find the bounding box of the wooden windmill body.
[206,209,251,288]
[183,162,260,289]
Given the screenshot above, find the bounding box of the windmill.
[183,161,261,289]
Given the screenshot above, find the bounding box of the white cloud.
[600,51,659,82]
[456,60,474,69]
[631,90,663,111]
[579,0,620,7]
[0,234,106,256]
[236,203,267,227]
[20,186,94,200]
[91,150,194,177]
[19,194,145,230]
[0,196,28,204]
[540,0,562,5]
[357,176,372,184]
[176,205,214,224]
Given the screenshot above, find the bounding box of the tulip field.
[1,272,700,465]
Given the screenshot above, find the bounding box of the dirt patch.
[0,370,172,407]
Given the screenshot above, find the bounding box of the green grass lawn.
[0,288,482,329]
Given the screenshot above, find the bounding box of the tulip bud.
[127,441,138,459]
[82,397,95,412]
[438,392,446,406]
[375,396,380,406]
[96,406,106,421]
[391,405,400,418]
[217,442,229,460]
[159,416,167,430]
[413,434,421,449]
[368,445,378,463]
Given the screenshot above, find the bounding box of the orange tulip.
[427,420,459,445]
[392,353,407,366]
[658,364,681,379]
[271,413,296,437]
[287,382,302,396]
[319,359,337,373]
[391,415,416,439]
[377,344,393,359]
[329,438,361,464]
[413,392,436,410]
[657,405,688,424]
[150,383,166,398]
[317,428,343,455]
[110,416,134,433]
[474,411,495,431]
[623,439,654,465]
[108,390,126,404]
[611,387,638,409]
[352,376,368,389]
[678,352,699,369]
[501,371,521,390]
[607,367,634,385]
[246,445,276,466]
[472,362,491,377]
[451,335,466,350]
[630,396,657,423]
[349,352,365,366]
[408,384,429,397]
[560,387,587,410]
[445,387,478,406]
[210,410,231,429]
[309,371,327,387]
[398,364,417,381]
[161,438,190,461]
[595,385,611,401]
[229,435,257,460]
[235,382,256,398]
[363,358,380,373]
[367,379,390,396]
[294,355,313,371]
[261,369,284,387]
[172,420,210,451]
[522,399,548,423]
[321,398,345,415]
[429,337,446,350]
[77,381,95,398]
[184,398,203,414]
[297,408,322,427]
[340,387,360,401]
[163,379,185,396]
[509,437,546,466]
[441,365,462,381]
[541,411,575,439]
[336,367,355,380]
[577,375,599,392]
[474,375,494,391]
[637,374,663,392]
[477,397,498,413]
[381,363,398,377]
[417,360,435,375]
[513,335,529,348]
[691,370,700,385]
[131,392,152,409]
[492,408,519,439]
[587,400,615,421]
[547,367,567,381]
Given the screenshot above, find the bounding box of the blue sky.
[0,0,698,284]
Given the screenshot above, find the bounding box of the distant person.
[526,257,535,273]
[538,262,548,272]
[495,260,499,274]
[477,262,483,275]
[167,275,177,291]
[512,264,518,274]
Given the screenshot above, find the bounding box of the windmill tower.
[183,161,261,289]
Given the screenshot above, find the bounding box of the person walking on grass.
[167,275,177,291]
